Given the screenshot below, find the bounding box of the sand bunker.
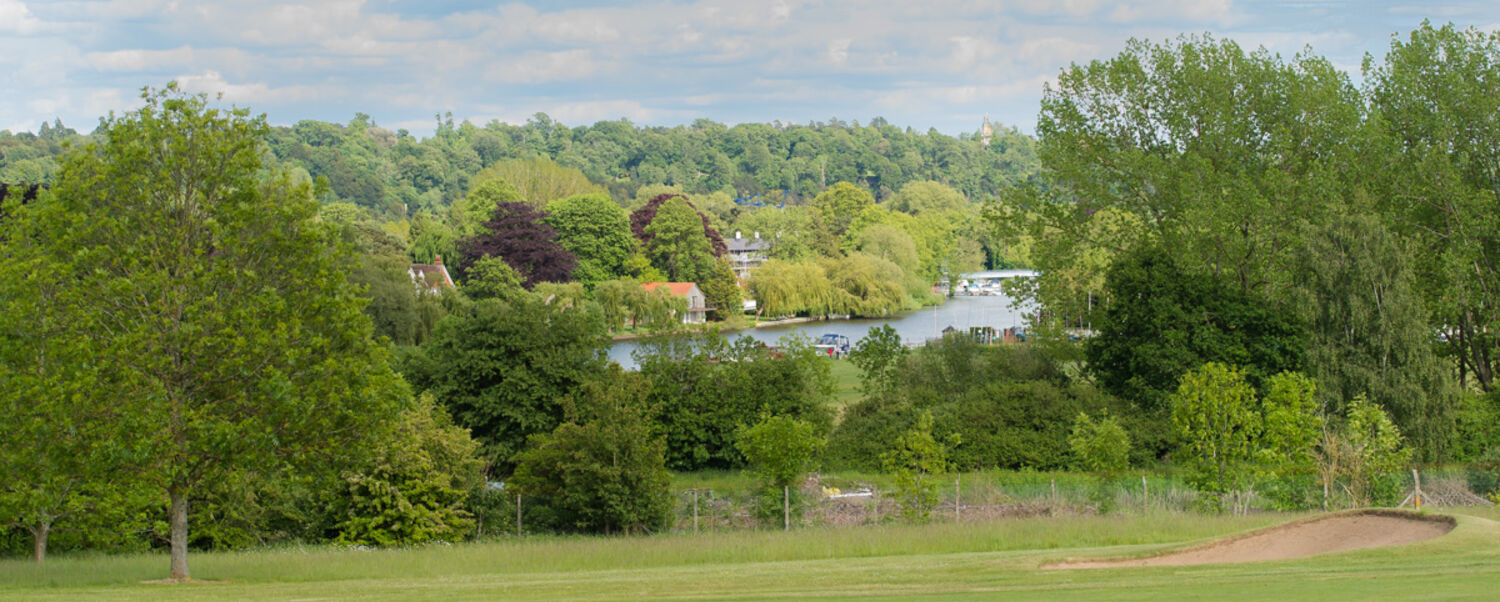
[1046,509,1454,569]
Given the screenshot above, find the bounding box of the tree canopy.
[7,86,408,579]
[455,201,577,288]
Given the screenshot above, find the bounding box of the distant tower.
[980,115,994,147]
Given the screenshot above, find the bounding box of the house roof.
[410,255,455,290]
[642,282,699,297]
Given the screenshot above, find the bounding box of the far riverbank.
[607,293,1033,369]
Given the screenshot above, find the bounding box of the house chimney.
[434,254,443,265]
[735,231,742,239]
[754,231,760,239]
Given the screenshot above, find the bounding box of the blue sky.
[2,1,1497,137]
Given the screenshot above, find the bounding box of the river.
[606,292,1035,369]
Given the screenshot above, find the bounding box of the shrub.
[737,414,825,527]
[330,395,485,546]
[882,411,955,522]
[509,369,673,534]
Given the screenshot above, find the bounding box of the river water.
[607,292,1034,369]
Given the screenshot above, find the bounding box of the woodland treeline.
[1,107,1039,214]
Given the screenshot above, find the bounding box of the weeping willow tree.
[748,259,836,317]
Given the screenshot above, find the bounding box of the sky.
[2,1,1498,138]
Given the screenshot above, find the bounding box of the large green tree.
[1366,22,1500,393]
[0,210,148,562]
[402,291,608,471]
[1087,244,1306,414]
[1292,212,1454,459]
[642,196,718,282]
[543,192,638,285]
[995,34,1363,325]
[26,86,407,580]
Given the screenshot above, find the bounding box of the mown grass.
[826,358,863,417]
[5,508,1497,600]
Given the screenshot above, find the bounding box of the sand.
[1045,509,1455,569]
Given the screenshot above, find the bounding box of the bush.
[509,369,673,535]
[1453,392,1500,462]
[1465,447,1500,498]
[641,333,833,471]
[882,411,954,523]
[737,414,825,527]
[329,395,484,546]
[828,341,1121,472]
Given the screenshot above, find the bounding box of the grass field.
[4,507,1496,600]
[827,357,863,417]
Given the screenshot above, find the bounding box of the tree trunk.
[169,487,190,581]
[31,521,49,563]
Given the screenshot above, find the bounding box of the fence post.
[1142,475,1149,514]
[1413,468,1423,511]
[955,476,961,523]
[693,489,700,533]
[871,486,879,524]
[784,485,790,531]
[516,494,522,537]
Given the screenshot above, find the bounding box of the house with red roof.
[642,282,709,324]
[409,254,455,294]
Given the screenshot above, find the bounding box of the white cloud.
[545,99,659,125]
[771,0,791,22]
[873,76,1052,110]
[0,0,41,34]
[1015,36,1099,66]
[1108,0,1235,25]
[948,36,1004,71]
[827,38,851,66]
[529,9,623,44]
[173,70,326,105]
[86,46,196,71]
[486,49,600,84]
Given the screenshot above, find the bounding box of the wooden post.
[784,486,790,531]
[1142,475,1149,514]
[871,486,879,524]
[1050,477,1056,503]
[516,494,522,536]
[693,489,700,533]
[1413,468,1423,511]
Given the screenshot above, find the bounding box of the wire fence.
[480,466,1497,538]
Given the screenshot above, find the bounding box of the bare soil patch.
[1045,509,1454,569]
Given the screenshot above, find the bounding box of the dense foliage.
[400,292,608,470]
[510,369,673,535]
[830,336,1119,471]
[455,201,577,288]
[637,333,834,471]
[1,87,410,578]
[1086,245,1306,414]
[994,26,1497,461]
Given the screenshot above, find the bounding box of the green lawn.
[4,508,1497,600]
[827,358,863,418]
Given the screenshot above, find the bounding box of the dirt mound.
[1046,510,1454,569]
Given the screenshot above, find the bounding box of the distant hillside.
[2,113,1039,219]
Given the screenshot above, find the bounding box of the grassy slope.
[4,508,1497,600]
